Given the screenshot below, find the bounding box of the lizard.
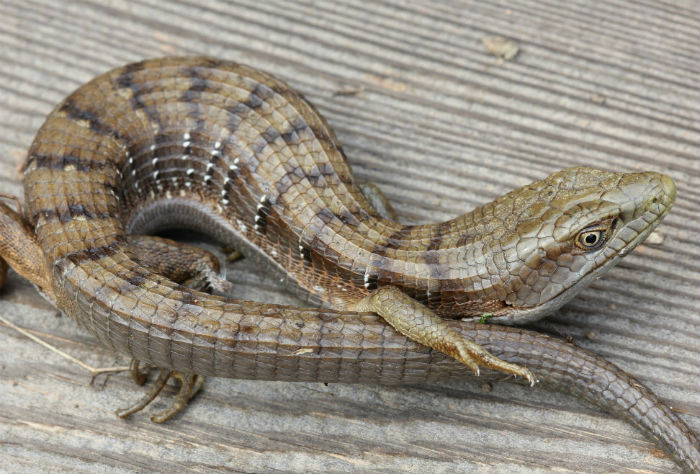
[0,57,697,472]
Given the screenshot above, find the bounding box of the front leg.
[353,287,535,384]
[125,235,231,293]
[0,197,55,302]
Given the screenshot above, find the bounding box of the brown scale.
[1,57,696,471]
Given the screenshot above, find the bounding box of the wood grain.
[0,0,698,473]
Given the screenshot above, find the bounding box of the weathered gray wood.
[0,1,698,472]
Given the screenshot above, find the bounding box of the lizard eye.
[575,218,617,251]
[577,230,604,249]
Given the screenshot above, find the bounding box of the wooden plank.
[0,0,697,472]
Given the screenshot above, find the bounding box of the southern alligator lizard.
[0,57,697,472]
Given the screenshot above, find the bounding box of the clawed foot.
[116,360,205,423]
[354,287,536,386]
[185,261,232,294]
[452,340,536,386]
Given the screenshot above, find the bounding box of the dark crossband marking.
[425,221,451,281]
[29,153,118,172]
[181,71,216,140]
[127,132,200,188]
[60,100,126,142]
[371,227,406,258]
[124,273,147,287]
[243,91,263,109]
[225,102,247,132]
[274,165,305,195]
[219,186,230,205]
[181,132,193,157]
[60,241,122,266]
[220,160,240,205]
[114,62,163,125]
[280,116,312,145]
[33,204,116,224]
[335,208,359,226]
[181,66,214,104]
[298,238,312,263]
[227,159,240,175]
[100,181,121,199]
[363,266,378,290]
[205,155,221,174]
[273,161,344,199]
[316,207,335,225]
[202,144,221,186]
[114,60,145,90]
[307,162,336,186]
[243,83,274,110]
[254,195,272,234]
[207,141,222,163]
[261,126,282,145]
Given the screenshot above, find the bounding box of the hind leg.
[117,235,229,422]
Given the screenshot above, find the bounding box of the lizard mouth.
[616,174,675,258]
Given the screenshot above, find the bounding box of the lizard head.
[466,166,676,324]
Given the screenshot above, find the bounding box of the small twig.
[0,314,129,382]
[224,249,244,262]
[332,85,365,97]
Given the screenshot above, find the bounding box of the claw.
[459,350,481,376]
[116,361,205,422]
[150,372,205,423]
[455,341,535,384]
[196,263,233,293]
[116,368,170,419]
